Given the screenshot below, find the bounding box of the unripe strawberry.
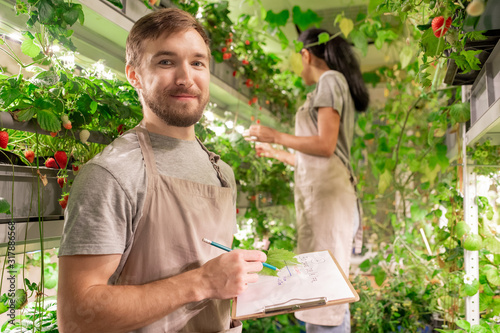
[61,115,70,123]
[63,122,72,130]
[466,0,485,16]
[79,129,90,144]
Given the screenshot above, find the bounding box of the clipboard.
[231,250,359,320]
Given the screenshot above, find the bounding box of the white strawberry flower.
[464,273,474,285]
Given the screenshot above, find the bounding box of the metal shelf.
[465,39,500,146]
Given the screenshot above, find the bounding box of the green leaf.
[16,107,36,122]
[399,46,413,69]
[21,32,41,58]
[339,18,354,38]
[260,248,300,277]
[292,6,322,31]
[378,169,392,194]
[318,32,329,45]
[0,302,7,315]
[13,289,27,309]
[449,102,470,123]
[62,5,80,26]
[37,109,61,132]
[485,267,500,286]
[0,198,10,214]
[420,29,446,57]
[455,221,471,239]
[350,30,368,57]
[37,0,56,24]
[359,259,371,272]
[373,265,386,286]
[264,9,289,28]
[105,0,123,9]
[463,278,479,296]
[483,237,500,254]
[410,204,426,222]
[463,233,483,251]
[456,319,471,331]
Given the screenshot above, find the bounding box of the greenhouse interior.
[0,0,499,332]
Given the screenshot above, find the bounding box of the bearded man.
[57,8,265,333]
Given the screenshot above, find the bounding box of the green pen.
[202,238,279,271]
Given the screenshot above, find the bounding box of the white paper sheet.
[235,250,355,317]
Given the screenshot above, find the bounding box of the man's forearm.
[59,268,205,333]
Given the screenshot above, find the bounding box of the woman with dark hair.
[245,27,369,333]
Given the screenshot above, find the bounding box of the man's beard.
[142,86,208,127]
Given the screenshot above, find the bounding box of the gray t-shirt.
[58,129,237,257]
[309,70,355,174]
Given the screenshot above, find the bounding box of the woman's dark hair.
[298,28,369,112]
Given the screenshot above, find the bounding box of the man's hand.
[199,250,266,299]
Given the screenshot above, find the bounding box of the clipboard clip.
[263,297,327,314]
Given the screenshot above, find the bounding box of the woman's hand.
[255,143,276,158]
[245,125,279,143]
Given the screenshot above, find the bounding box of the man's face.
[131,29,210,127]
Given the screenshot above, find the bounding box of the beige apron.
[115,125,242,333]
[293,96,358,326]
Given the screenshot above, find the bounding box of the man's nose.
[175,63,194,87]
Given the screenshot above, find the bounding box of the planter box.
[0,165,69,252]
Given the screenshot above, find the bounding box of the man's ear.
[126,64,142,90]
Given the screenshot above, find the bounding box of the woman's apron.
[293,97,358,326]
[115,125,241,333]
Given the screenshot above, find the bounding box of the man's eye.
[159,60,172,65]
[193,61,204,67]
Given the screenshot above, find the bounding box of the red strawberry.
[0,131,8,149]
[432,16,452,38]
[57,177,67,188]
[245,79,253,88]
[59,197,68,209]
[223,53,232,60]
[252,96,258,104]
[251,115,255,121]
[236,208,239,214]
[54,151,68,169]
[63,122,72,130]
[72,165,79,172]
[232,71,237,77]
[225,38,232,45]
[242,59,249,65]
[221,47,227,53]
[117,124,125,135]
[25,150,35,163]
[256,119,260,124]
[44,158,59,169]
[50,132,57,137]
[245,40,250,45]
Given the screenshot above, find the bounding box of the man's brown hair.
[126,8,210,68]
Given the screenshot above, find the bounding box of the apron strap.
[196,137,230,188]
[136,124,159,177]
